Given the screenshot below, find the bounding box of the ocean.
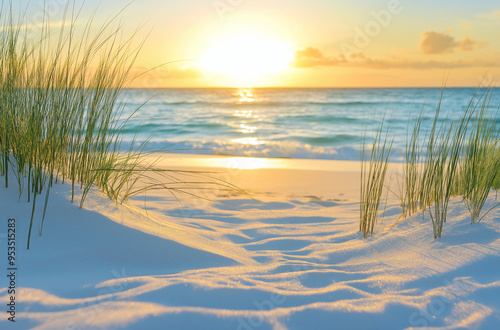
[119,87,500,161]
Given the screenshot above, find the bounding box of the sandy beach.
[1,153,499,329]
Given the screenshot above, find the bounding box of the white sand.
[1,153,499,329]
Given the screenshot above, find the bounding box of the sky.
[7,0,500,87]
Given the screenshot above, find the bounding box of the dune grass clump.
[409,86,499,237]
[456,88,500,223]
[422,91,471,238]
[361,85,500,238]
[0,3,238,250]
[0,3,251,250]
[360,113,394,238]
[0,3,148,248]
[400,108,423,218]
[492,153,500,191]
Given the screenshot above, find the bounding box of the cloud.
[476,9,500,20]
[353,58,499,70]
[419,31,486,54]
[291,47,499,70]
[419,31,457,54]
[456,36,487,52]
[296,47,323,59]
[291,47,346,68]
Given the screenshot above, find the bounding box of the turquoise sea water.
[119,87,500,161]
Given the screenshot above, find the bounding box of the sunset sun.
[199,33,294,85]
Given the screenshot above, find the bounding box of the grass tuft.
[0,2,146,248]
[456,86,500,223]
[361,84,500,238]
[360,112,394,238]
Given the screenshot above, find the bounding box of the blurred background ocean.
[119,87,500,161]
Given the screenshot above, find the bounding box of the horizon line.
[126,85,497,89]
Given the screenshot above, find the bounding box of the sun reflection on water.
[234,110,259,119]
[238,88,255,103]
[231,137,265,145]
[239,124,256,133]
[230,88,263,144]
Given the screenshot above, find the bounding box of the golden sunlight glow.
[234,110,259,118]
[224,157,283,170]
[199,34,294,84]
[231,137,265,145]
[238,89,255,102]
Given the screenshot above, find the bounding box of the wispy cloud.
[476,9,500,20]
[291,47,347,68]
[291,47,498,70]
[419,31,486,54]
[352,57,498,69]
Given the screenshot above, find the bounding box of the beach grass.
[0,3,256,249]
[400,107,424,218]
[493,155,500,191]
[0,3,239,249]
[424,93,470,238]
[0,3,146,248]
[360,113,393,238]
[362,85,500,238]
[360,86,500,238]
[456,87,500,223]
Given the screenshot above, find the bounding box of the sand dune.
[1,154,499,329]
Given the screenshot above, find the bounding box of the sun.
[199,33,295,86]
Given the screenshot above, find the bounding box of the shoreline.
[137,152,372,204]
[148,152,367,171]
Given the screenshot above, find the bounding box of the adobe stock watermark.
[408,278,474,328]
[174,158,244,220]
[340,0,412,58]
[236,243,330,330]
[477,72,498,87]
[138,66,164,89]
[65,267,129,330]
[213,0,245,21]
[29,0,67,27]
